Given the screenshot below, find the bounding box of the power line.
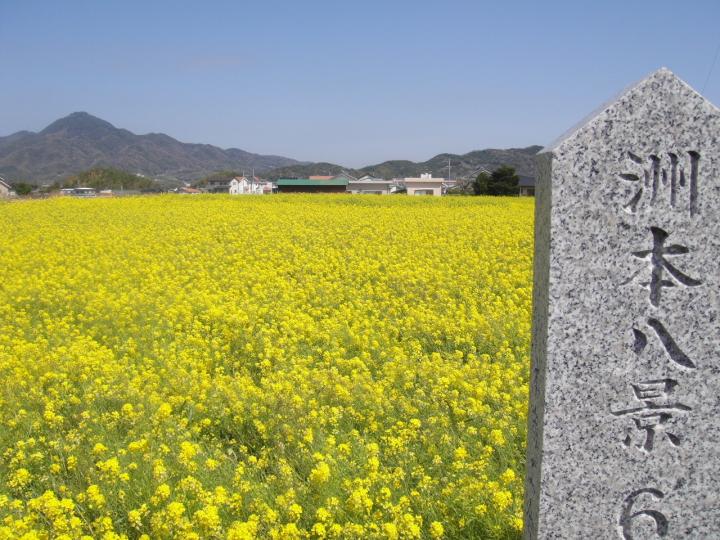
[701,38,720,94]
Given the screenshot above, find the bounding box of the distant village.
[0,172,536,199]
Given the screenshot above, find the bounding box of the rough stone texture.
[524,68,720,539]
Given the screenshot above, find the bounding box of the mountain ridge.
[0,112,303,184]
[0,112,542,185]
[263,145,542,181]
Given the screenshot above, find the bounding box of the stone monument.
[524,68,720,539]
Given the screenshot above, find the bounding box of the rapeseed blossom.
[0,195,533,538]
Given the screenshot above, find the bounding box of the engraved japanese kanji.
[619,151,700,216]
[625,226,701,308]
[611,379,691,451]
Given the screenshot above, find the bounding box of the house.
[60,187,97,197]
[176,186,202,195]
[469,167,492,178]
[230,176,275,194]
[518,176,536,196]
[404,173,444,196]
[276,175,349,193]
[229,176,260,195]
[442,178,461,190]
[0,178,11,198]
[204,178,232,193]
[348,175,393,195]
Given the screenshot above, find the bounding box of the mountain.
[357,146,542,180]
[263,146,542,181]
[263,162,352,180]
[0,112,542,186]
[0,112,302,184]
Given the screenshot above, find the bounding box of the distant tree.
[473,166,519,196]
[487,165,519,195]
[196,170,242,186]
[12,182,34,196]
[472,172,490,195]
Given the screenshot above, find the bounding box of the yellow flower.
[429,521,444,538]
[501,467,516,484]
[156,403,172,419]
[86,485,105,508]
[9,468,32,490]
[383,522,399,540]
[315,507,331,523]
[166,501,186,520]
[128,509,143,529]
[0,196,534,539]
[287,502,303,522]
[194,504,220,532]
[492,490,513,511]
[92,443,108,455]
[489,429,506,446]
[311,522,327,538]
[96,457,121,476]
[154,483,171,501]
[227,516,259,539]
[346,487,373,514]
[309,462,330,486]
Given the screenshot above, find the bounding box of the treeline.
[471,166,520,195]
[63,168,156,190]
[447,166,522,196]
[195,170,243,186]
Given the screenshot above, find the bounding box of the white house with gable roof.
[229,176,270,195]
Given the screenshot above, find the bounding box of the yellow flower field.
[0,195,534,539]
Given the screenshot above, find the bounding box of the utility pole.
[447,158,451,181]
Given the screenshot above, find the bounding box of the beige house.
[404,173,444,196]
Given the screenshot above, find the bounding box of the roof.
[355,175,389,182]
[349,179,392,184]
[404,177,445,183]
[518,176,536,187]
[332,173,357,181]
[277,177,349,186]
[0,179,11,190]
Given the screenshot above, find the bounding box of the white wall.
[406,182,442,196]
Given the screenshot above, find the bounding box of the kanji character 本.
[619,488,668,540]
[618,150,699,216]
[611,379,691,452]
[625,226,701,307]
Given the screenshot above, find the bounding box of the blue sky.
[2,0,720,167]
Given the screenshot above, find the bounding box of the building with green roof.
[276,176,349,193]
